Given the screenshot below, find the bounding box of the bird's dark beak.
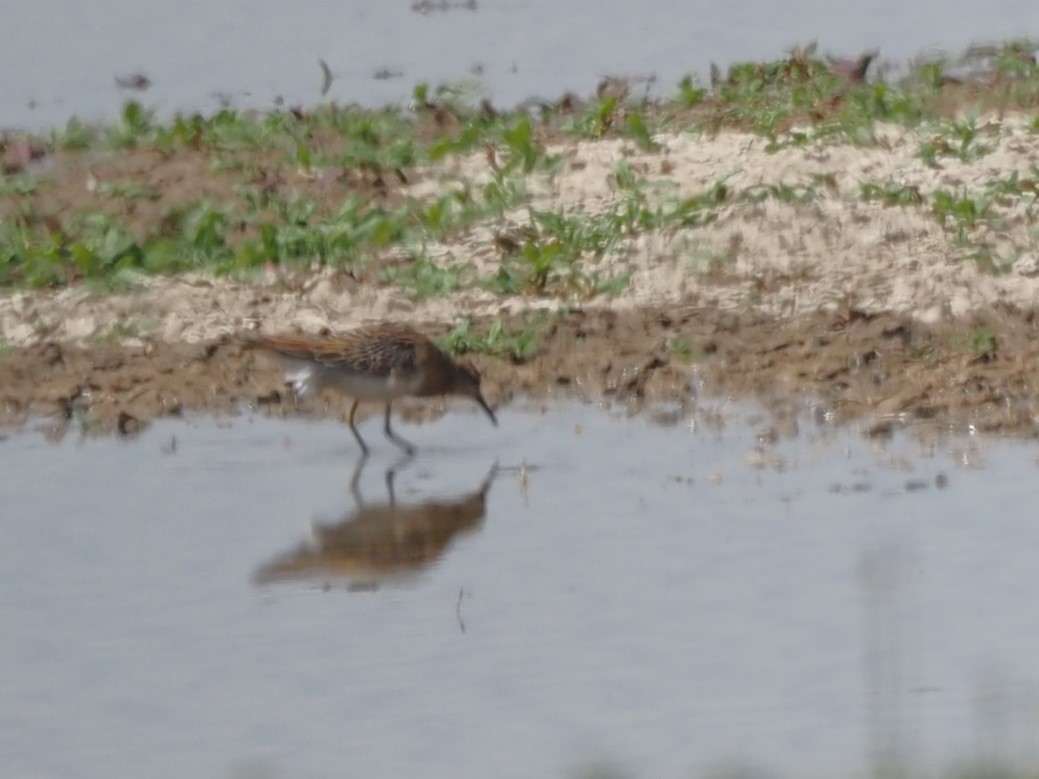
[474,393,497,426]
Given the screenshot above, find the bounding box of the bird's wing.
[255,329,422,378]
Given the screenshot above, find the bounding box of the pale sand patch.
[4,117,1039,346]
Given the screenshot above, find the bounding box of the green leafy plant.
[441,316,540,362]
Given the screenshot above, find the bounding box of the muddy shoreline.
[4,303,1039,439]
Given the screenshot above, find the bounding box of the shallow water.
[3,0,1038,128]
[2,403,1039,779]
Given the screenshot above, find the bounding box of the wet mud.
[4,303,1039,439]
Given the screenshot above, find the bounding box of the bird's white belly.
[280,359,423,402]
[326,369,422,400]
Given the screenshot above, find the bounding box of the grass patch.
[379,252,468,299]
[665,336,693,363]
[4,38,1039,292]
[440,316,542,362]
[95,181,160,200]
[0,176,38,197]
[860,181,925,207]
[917,118,995,167]
[967,324,998,358]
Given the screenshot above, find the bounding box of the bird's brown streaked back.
[252,324,435,379]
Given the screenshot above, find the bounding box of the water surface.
[3,404,1039,778]
[3,0,1037,128]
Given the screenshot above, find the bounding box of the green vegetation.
[967,324,998,358]
[95,181,160,201]
[379,252,468,299]
[917,118,994,166]
[3,38,1039,298]
[859,180,924,207]
[90,317,158,343]
[0,176,37,197]
[665,336,693,362]
[440,316,543,362]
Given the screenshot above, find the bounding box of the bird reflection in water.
[253,459,497,591]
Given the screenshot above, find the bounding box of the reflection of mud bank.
[4,304,1039,438]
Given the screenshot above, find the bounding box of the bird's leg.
[348,453,369,506]
[384,465,398,506]
[382,402,416,456]
[347,400,370,457]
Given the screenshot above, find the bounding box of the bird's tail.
[242,335,321,400]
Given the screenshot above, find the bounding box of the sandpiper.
[251,323,497,455]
